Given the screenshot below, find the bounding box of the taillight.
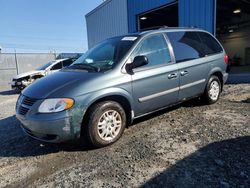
[224,54,229,65]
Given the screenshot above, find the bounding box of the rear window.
[167,31,205,63]
[197,32,223,55]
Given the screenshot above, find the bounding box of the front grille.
[19,106,29,115]
[22,96,37,106]
[17,95,38,115]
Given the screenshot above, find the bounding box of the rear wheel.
[87,101,126,147]
[203,75,221,104]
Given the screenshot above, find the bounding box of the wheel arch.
[80,90,134,138]
[208,68,224,91]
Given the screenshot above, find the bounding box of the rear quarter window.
[197,32,223,56]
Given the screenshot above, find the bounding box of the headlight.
[38,98,74,113]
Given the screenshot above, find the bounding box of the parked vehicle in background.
[16,28,229,148]
[11,58,75,92]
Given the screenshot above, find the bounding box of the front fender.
[71,87,134,137]
[82,87,134,110]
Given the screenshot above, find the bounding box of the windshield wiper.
[65,64,100,72]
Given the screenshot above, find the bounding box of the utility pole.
[53,49,56,60]
[14,49,19,75]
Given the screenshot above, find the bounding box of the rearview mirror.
[126,55,148,73]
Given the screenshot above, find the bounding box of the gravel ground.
[0,84,249,188]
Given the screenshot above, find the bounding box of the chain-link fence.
[0,53,56,91]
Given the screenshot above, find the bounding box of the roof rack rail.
[139,26,201,32]
[139,26,165,32]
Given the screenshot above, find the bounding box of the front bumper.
[11,80,23,90]
[11,80,18,89]
[15,95,86,143]
[16,113,73,143]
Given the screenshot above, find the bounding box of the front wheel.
[87,101,126,147]
[14,87,22,93]
[203,75,221,104]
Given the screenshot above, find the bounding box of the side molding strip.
[139,87,179,103]
[179,79,206,90]
[138,79,206,103]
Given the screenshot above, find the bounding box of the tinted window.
[131,34,171,67]
[37,61,54,70]
[63,59,74,67]
[51,62,62,70]
[167,31,205,63]
[198,32,223,55]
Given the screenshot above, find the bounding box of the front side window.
[51,62,62,70]
[131,34,171,68]
[37,61,54,70]
[167,31,205,63]
[63,59,74,67]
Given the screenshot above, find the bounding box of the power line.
[0,34,87,42]
[1,42,84,50]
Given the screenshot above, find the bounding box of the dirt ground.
[0,84,249,188]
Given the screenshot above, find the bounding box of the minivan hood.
[22,70,100,99]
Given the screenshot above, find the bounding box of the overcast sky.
[0,0,102,53]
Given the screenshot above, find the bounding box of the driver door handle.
[168,73,178,79]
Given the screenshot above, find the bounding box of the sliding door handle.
[180,70,189,76]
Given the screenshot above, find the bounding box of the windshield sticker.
[122,37,137,41]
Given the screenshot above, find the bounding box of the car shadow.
[0,89,19,96]
[142,136,250,187]
[226,73,250,84]
[132,98,204,126]
[242,98,250,103]
[0,115,93,158]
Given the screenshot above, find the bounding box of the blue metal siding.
[86,0,128,48]
[127,0,215,34]
[127,0,176,33]
[179,0,215,34]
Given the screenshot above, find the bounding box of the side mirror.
[126,55,148,73]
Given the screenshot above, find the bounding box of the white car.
[11,58,75,91]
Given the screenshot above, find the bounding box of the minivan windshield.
[68,36,138,72]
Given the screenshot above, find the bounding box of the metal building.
[86,0,128,48]
[86,0,250,66]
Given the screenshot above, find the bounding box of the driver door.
[129,34,179,116]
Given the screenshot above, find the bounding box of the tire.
[203,75,221,104]
[87,101,126,147]
[14,87,22,93]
